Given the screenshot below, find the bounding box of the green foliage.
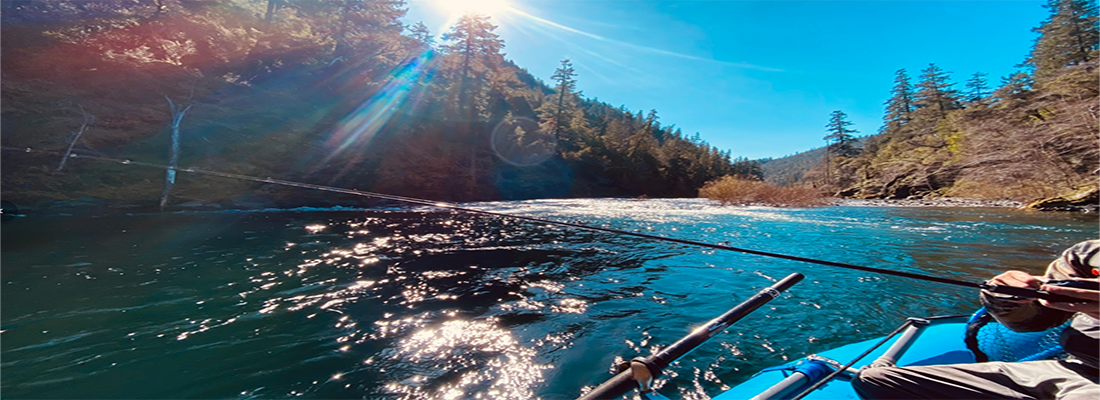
[914,63,961,119]
[440,13,509,122]
[760,147,828,187]
[1027,0,1099,82]
[991,71,1034,104]
[824,110,860,158]
[537,59,581,139]
[964,72,990,103]
[883,69,914,129]
[764,2,1096,203]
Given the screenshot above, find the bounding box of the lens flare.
[430,0,512,17]
[320,51,436,167]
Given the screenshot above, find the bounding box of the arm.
[980,240,1100,332]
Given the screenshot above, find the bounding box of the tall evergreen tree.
[914,63,960,119]
[964,72,990,103]
[824,110,860,158]
[548,59,577,137]
[441,13,505,121]
[409,21,434,47]
[1027,0,1099,81]
[440,14,508,197]
[883,69,914,129]
[822,110,860,189]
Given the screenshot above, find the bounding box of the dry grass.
[699,176,829,207]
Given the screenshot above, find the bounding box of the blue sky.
[403,0,1049,160]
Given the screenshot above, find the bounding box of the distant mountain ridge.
[759,148,823,187]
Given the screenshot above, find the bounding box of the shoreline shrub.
[699,176,829,207]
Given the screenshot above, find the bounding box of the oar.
[577,273,805,400]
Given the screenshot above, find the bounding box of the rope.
[789,319,916,400]
[3,146,985,290]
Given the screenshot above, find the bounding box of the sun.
[431,0,512,17]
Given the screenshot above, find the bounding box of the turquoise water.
[1,199,1096,399]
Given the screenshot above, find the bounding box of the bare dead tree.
[56,105,95,172]
[159,93,193,210]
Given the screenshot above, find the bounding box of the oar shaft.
[577,273,804,400]
[652,273,805,366]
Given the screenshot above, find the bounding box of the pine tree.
[442,13,505,120]
[439,14,508,198]
[824,110,860,158]
[914,63,960,119]
[409,21,434,47]
[883,69,914,129]
[548,59,578,137]
[333,0,407,62]
[823,110,860,189]
[992,71,1034,101]
[964,72,990,103]
[1027,0,1099,81]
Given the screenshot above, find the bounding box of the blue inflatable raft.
[714,310,1070,400]
[577,275,1070,400]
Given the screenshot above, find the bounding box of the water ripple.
[1,201,1096,399]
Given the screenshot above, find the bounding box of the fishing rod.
[1,147,1082,303]
[577,273,805,400]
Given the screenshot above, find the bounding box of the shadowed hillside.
[0,0,752,209]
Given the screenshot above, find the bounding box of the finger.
[990,271,1042,288]
[1038,299,1100,314]
[1041,284,1100,302]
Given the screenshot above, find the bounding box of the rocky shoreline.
[5,194,1098,220]
[834,198,1026,209]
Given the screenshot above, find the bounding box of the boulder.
[1025,187,1099,212]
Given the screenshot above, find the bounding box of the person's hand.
[1039,278,1100,319]
[984,270,1043,303]
[989,270,1044,288]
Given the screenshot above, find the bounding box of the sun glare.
[432,0,511,17]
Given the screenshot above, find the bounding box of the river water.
[1,199,1096,399]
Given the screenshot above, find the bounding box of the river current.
[1,199,1096,399]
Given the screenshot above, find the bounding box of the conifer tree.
[824,110,859,158]
[914,63,960,119]
[823,110,859,188]
[883,69,914,129]
[548,59,578,137]
[992,71,1034,101]
[964,72,990,103]
[409,21,434,47]
[1027,0,1099,81]
[440,14,508,198]
[442,13,505,120]
[332,0,407,62]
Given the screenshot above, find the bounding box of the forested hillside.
[799,0,1098,204]
[0,0,758,208]
[759,148,826,187]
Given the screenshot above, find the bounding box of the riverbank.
[835,198,1025,209]
[3,196,1064,220]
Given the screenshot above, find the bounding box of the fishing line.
[1,146,1048,297]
